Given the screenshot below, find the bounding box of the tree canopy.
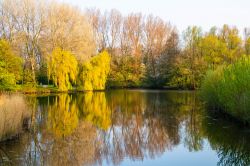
[0,39,22,89]
[48,48,78,91]
[79,51,111,91]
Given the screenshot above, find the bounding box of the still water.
[0,90,249,166]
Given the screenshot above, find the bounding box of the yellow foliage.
[0,39,22,85]
[79,51,111,90]
[48,48,78,91]
[82,92,111,130]
[47,95,79,138]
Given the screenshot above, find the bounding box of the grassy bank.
[0,85,60,94]
[1,84,190,94]
[201,56,250,124]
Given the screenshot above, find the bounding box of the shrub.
[201,56,250,123]
[0,39,22,90]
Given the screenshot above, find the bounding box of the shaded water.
[0,90,249,166]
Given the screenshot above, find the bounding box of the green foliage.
[0,39,22,90]
[48,48,78,91]
[0,65,16,90]
[78,51,111,90]
[201,56,250,123]
[167,26,206,89]
[23,68,36,86]
[245,37,250,55]
[201,34,227,69]
[37,60,50,85]
[108,55,145,88]
[169,56,206,89]
[219,25,243,63]
[168,25,245,90]
[200,67,224,108]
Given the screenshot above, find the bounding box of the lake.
[0,90,249,166]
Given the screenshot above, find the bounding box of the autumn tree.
[78,51,111,90]
[0,39,22,89]
[244,28,250,55]
[9,0,45,84]
[200,29,227,69]
[169,26,206,89]
[42,2,96,62]
[47,48,78,91]
[0,0,96,87]
[143,15,173,86]
[219,25,242,63]
[158,30,180,87]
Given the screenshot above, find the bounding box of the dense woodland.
[0,0,250,92]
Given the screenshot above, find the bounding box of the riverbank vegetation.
[0,94,30,141]
[1,0,250,93]
[201,57,250,123]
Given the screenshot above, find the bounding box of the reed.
[201,56,250,123]
[0,94,31,141]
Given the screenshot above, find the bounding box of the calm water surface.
[0,90,249,166]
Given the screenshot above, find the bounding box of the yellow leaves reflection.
[46,92,112,138]
[47,95,79,138]
[82,92,111,130]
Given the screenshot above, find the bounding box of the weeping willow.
[48,48,78,91]
[79,51,111,90]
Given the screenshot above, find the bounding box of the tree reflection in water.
[0,90,249,166]
[203,114,250,166]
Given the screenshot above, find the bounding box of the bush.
[200,67,223,109]
[201,56,250,123]
[0,40,22,90]
[0,63,16,90]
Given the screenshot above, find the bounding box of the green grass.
[201,56,250,124]
[0,84,61,93]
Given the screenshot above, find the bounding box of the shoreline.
[0,86,196,94]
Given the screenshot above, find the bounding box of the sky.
[58,0,250,33]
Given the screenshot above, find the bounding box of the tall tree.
[144,15,173,86]
[42,2,96,62]
[201,30,227,69]
[244,28,250,55]
[47,48,78,91]
[219,25,242,63]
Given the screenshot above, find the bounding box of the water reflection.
[47,95,79,138]
[203,115,250,166]
[0,90,249,166]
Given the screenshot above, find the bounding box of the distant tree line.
[87,9,250,89]
[0,0,250,91]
